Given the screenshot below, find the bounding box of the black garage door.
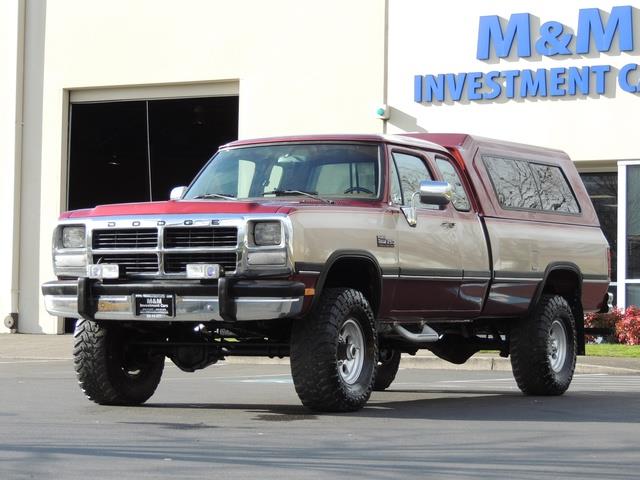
[67,96,239,210]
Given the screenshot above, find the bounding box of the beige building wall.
[21,0,387,332]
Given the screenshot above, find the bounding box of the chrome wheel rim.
[337,318,365,385]
[549,319,567,373]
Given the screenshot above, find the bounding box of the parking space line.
[0,359,70,364]
[163,373,292,382]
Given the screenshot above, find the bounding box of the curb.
[399,355,512,371]
[224,355,640,374]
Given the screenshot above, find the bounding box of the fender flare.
[310,250,384,315]
[529,262,583,315]
[529,261,585,354]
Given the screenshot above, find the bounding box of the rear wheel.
[290,288,378,412]
[373,348,401,391]
[73,318,164,405]
[510,294,576,395]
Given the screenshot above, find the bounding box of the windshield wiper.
[192,193,238,201]
[264,190,333,204]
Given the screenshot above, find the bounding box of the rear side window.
[483,156,580,214]
[530,163,580,213]
[483,156,540,209]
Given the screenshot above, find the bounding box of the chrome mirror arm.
[400,191,420,227]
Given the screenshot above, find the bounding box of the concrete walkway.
[1,333,639,374]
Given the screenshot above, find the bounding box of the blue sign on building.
[414,6,639,103]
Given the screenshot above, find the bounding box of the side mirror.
[419,180,452,206]
[400,180,452,227]
[170,186,187,201]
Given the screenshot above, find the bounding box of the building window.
[616,164,640,307]
[625,166,640,281]
[580,173,617,285]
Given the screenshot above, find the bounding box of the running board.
[393,324,439,343]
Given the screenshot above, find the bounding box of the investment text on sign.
[414,6,638,103]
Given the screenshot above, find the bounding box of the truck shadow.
[146,390,640,423]
[359,390,640,423]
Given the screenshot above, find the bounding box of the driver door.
[390,149,463,317]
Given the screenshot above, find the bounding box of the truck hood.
[59,200,295,219]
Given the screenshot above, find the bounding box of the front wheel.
[510,294,577,395]
[290,288,378,412]
[73,318,164,405]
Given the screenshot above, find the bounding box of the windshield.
[184,143,381,201]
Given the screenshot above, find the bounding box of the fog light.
[247,251,287,266]
[87,264,119,279]
[54,254,87,268]
[186,263,221,279]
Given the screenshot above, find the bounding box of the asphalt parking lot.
[1,359,639,480]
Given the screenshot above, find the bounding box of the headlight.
[253,221,282,246]
[62,226,86,248]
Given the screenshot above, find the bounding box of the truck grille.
[92,229,158,249]
[90,224,240,276]
[164,227,238,248]
[93,254,159,274]
[164,252,237,273]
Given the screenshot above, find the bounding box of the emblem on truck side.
[376,235,395,248]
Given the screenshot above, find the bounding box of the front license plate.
[134,294,175,317]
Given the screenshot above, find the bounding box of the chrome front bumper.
[42,279,305,322]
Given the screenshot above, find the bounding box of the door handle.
[441,222,456,229]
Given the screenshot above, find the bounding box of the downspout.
[381,0,389,134]
[9,0,27,331]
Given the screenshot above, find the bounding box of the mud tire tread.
[290,288,377,412]
[73,318,163,405]
[510,294,576,396]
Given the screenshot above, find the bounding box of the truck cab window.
[435,157,471,211]
[392,152,432,205]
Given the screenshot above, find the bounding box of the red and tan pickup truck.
[42,133,610,412]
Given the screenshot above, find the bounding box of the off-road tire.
[510,294,577,395]
[73,318,164,405]
[290,288,378,412]
[373,348,401,391]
